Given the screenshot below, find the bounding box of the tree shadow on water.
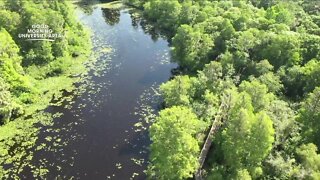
[75,0,119,16]
[118,130,150,158]
[74,0,100,15]
[101,7,121,26]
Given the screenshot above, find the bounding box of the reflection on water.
[75,0,116,15]
[76,0,173,41]
[125,8,174,42]
[74,0,98,15]
[18,2,176,180]
[102,8,120,26]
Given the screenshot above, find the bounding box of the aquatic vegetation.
[130,0,320,179]
[0,0,117,177]
[99,1,123,9]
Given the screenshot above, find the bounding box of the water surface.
[22,5,175,179]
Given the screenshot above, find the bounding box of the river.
[21,3,175,180]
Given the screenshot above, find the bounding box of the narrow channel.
[21,4,175,180]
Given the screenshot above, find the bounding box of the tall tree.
[144,0,182,30]
[0,78,14,124]
[148,106,205,180]
[160,75,197,107]
[217,90,275,178]
[0,28,31,94]
[172,24,213,70]
[296,143,320,179]
[299,87,320,146]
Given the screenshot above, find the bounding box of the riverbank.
[0,1,95,178]
[0,1,176,178]
[17,4,175,179]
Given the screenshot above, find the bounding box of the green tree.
[239,80,275,112]
[266,3,296,27]
[144,0,182,30]
[0,10,21,34]
[264,152,300,180]
[0,78,14,124]
[219,90,274,178]
[296,143,320,179]
[253,32,301,69]
[256,72,283,93]
[301,34,320,63]
[235,169,252,180]
[148,106,205,180]
[0,28,31,94]
[266,100,297,149]
[301,60,320,93]
[160,75,197,107]
[255,60,274,75]
[139,0,320,179]
[197,61,236,94]
[179,2,205,25]
[299,87,320,147]
[249,0,279,9]
[172,24,213,70]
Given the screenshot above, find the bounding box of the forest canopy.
[124,0,320,179]
[1,0,320,179]
[0,0,91,124]
[0,0,91,177]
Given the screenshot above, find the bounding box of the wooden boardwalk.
[195,93,231,180]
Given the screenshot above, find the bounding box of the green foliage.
[148,106,205,180]
[266,100,297,149]
[301,34,320,63]
[266,3,296,27]
[132,0,320,179]
[296,143,320,179]
[299,87,320,147]
[254,32,301,69]
[256,72,283,93]
[239,80,275,112]
[144,0,182,30]
[179,2,206,25]
[235,169,252,180]
[197,61,233,93]
[264,152,300,179]
[0,78,14,124]
[219,90,274,178]
[0,10,21,34]
[0,0,91,120]
[0,0,91,66]
[141,0,319,73]
[172,25,213,70]
[301,60,320,93]
[0,0,92,177]
[0,28,32,94]
[160,75,197,107]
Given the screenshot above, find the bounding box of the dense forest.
[1,0,320,179]
[0,0,91,177]
[125,0,320,179]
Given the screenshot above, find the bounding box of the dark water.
[22,6,175,180]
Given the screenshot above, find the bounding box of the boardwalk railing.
[195,93,232,180]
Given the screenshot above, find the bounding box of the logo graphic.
[18,24,64,41]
